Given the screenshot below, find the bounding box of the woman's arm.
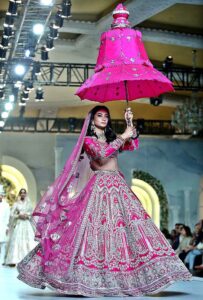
[83,136,125,159]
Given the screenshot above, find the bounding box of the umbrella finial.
[111,3,131,28]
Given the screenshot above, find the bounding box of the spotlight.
[3,26,13,37]
[0,48,7,60]
[14,80,22,88]
[33,23,44,35]
[1,111,9,119]
[9,94,15,102]
[5,102,13,111]
[49,23,59,39]
[41,46,49,60]
[14,64,26,76]
[54,10,64,28]
[163,56,173,69]
[25,49,31,57]
[150,97,163,106]
[61,0,72,18]
[35,87,44,101]
[40,0,53,5]
[0,120,5,127]
[1,36,10,48]
[46,38,54,51]
[8,0,18,15]
[4,13,14,27]
[0,89,5,99]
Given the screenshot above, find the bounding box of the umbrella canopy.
[76,3,174,102]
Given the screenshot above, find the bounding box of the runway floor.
[1,265,203,300]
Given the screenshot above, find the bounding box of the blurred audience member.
[0,185,10,265]
[4,188,37,266]
[175,225,192,261]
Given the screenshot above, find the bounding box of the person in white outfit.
[0,185,10,265]
[4,188,37,266]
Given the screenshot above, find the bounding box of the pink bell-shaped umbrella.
[76,3,174,103]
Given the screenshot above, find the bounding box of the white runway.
[1,265,203,300]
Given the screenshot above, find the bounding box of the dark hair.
[86,105,117,143]
[19,188,27,195]
[182,225,192,237]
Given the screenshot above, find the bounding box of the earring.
[91,122,95,132]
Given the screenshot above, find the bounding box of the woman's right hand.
[120,126,134,140]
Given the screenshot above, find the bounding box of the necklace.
[96,131,106,141]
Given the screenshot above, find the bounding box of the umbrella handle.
[125,107,133,127]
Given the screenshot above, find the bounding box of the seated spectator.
[184,236,203,272]
[175,225,192,261]
[190,222,203,247]
[172,223,184,250]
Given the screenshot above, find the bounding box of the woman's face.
[181,228,186,236]
[93,109,109,129]
[19,190,27,200]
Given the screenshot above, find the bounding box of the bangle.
[117,135,125,142]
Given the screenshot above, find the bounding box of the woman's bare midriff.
[90,156,119,171]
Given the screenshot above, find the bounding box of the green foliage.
[0,165,17,206]
[132,170,168,230]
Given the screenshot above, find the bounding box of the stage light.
[35,87,44,101]
[22,91,29,101]
[163,56,173,69]
[3,26,13,37]
[8,1,18,15]
[40,0,53,5]
[5,102,13,111]
[0,120,5,127]
[14,80,22,88]
[24,80,34,91]
[9,94,15,102]
[33,23,44,35]
[25,49,30,57]
[61,0,72,18]
[49,23,58,39]
[0,48,7,60]
[4,13,14,27]
[14,64,26,76]
[1,36,10,48]
[41,46,49,60]
[1,111,9,119]
[55,10,64,28]
[150,97,163,106]
[46,38,54,51]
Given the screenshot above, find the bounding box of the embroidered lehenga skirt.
[17,170,191,296]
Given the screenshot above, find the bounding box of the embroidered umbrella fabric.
[76,3,174,103]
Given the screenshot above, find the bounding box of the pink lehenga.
[17,114,192,296]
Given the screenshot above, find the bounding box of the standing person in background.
[0,185,10,265]
[4,188,37,266]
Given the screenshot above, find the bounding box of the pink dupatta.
[32,113,93,244]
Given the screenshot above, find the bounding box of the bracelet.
[117,135,126,143]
